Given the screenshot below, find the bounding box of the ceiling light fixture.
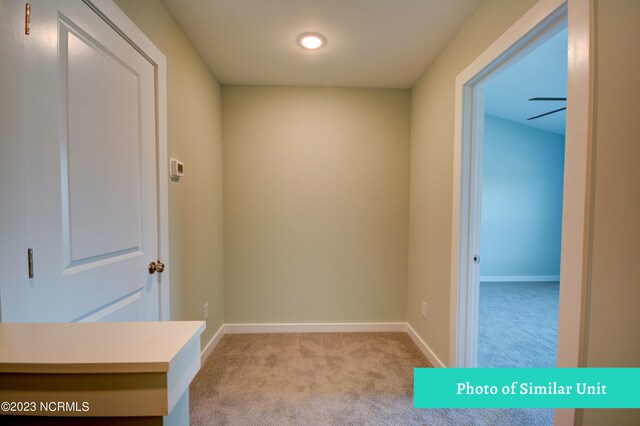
[297,32,326,50]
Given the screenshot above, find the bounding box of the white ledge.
[0,321,205,418]
[0,322,205,374]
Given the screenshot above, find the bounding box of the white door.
[1,0,162,322]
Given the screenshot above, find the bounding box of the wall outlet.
[421,301,427,319]
[203,302,209,321]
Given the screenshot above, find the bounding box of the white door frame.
[85,0,170,320]
[449,0,592,424]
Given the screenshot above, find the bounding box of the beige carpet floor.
[189,332,550,426]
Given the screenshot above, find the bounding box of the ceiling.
[484,27,568,135]
[161,0,482,88]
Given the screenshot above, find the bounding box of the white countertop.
[0,321,205,374]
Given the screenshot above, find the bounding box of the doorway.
[450,0,592,423]
[478,27,567,368]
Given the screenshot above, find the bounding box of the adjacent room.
[478,27,567,369]
[1,0,639,425]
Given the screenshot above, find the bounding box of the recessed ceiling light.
[297,32,326,50]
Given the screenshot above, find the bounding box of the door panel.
[14,0,160,322]
[62,22,142,267]
[75,290,144,323]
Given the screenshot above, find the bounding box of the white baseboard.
[200,324,225,364]
[199,322,443,369]
[223,322,407,334]
[405,323,446,368]
[480,275,560,282]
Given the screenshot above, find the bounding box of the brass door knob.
[148,261,165,274]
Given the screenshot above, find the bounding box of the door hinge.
[473,254,480,264]
[25,3,31,35]
[27,248,34,278]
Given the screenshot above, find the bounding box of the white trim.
[85,0,171,320]
[465,87,485,368]
[451,0,568,370]
[480,275,560,282]
[405,324,446,368]
[450,1,592,425]
[224,322,407,334]
[155,40,170,321]
[200,324,225,364]
[555,0,594,424]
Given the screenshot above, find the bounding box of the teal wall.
[480,115,565,279]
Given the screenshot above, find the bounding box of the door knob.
[148,261,165,274]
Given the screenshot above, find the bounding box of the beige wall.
[114,3,640,422]
[114,0,225,347]
[409,0,639,422]
[222,86,410,323]
[581,0,640,424]
[407,0,536,364]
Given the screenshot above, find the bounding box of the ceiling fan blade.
[528,97,567,101]
[527,107,567,121]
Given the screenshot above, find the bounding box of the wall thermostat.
[170,158,184,179]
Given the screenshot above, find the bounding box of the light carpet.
[478,281,560,426]
[190,332,554,425]
[478,281,559,368]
